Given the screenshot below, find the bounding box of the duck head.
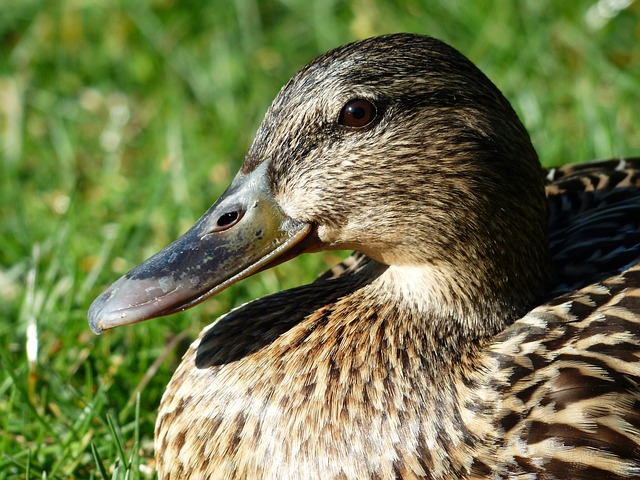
[89,34,551,337]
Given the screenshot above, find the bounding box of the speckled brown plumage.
[89,34,640,479]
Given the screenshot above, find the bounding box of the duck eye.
[338,99,377,128]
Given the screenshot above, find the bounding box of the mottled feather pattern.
[479,263,640,479]
[318,251,372,281]
[544,158,640,183]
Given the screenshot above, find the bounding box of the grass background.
[1,0,638,478]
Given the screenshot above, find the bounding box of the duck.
[88,34,640,479]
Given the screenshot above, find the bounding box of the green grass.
[1,0,638,478]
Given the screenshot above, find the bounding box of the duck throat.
[373,259,546,344]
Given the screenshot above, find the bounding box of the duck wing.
[479,158,640,478]
[487,261,640,478]
[316,251,372,281]
[546,157,640,293]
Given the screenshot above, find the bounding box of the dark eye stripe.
[339,99,377,128]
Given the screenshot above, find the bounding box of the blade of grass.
[90,442,110,480]
[106,412,127,472]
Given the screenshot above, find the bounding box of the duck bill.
[88,162,315,334]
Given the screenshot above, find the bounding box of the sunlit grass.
[1,0,638,477]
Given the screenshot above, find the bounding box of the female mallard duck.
[89,34,640,479]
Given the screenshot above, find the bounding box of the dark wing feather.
[546,157,640,293]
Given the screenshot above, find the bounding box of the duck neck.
[368,257,546,346]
